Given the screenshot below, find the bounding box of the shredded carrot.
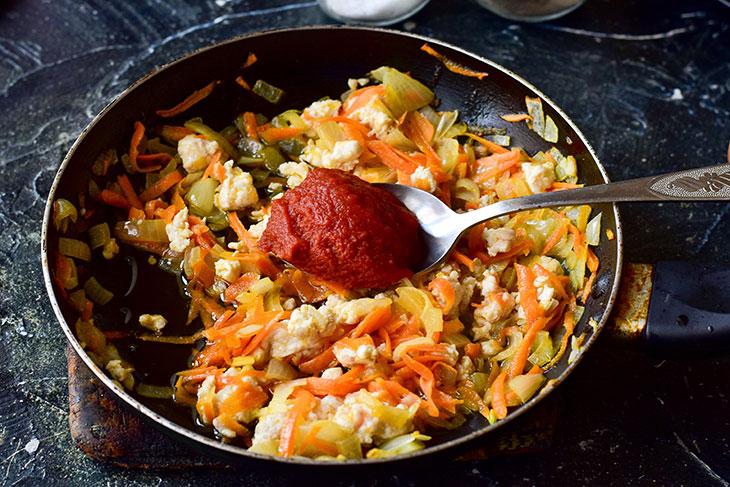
[155,80,218,118]
[242,52,257,69]
[100,189,131,209]
[428,277,456,314]
[586,248,599,273]
[128,207,145,221]
[402,111,444,174]
[342,85,385,116]
[315,116,372,137]
[509,316,547,379]
[420,44,489,80]
[606,229,615,240]
[223,272,259,302]
[258,126,303,144]
[500,113,533,122]
[235,76,252,92]
[128,121,162,174]
[309,276,350,297]
[350,306,392,339]
[306,365,365,396]
[550,181,583,191]
[137,153,174,166]
[403,110,435,146]
[464,132,509,154]
[200,151,223,182]
[580,272,597,303]
[541,222,567,255]
[473,150,520,183]
[299,347,336,375]
[401,351,439,417]
[515,264,542,324]
[297,424,338,457]
[478,238,534,265]
[491,371,508,419]
[241,311,284,356]
[278,388,315,457]
[450,249,475,272]
[227,211,258,251]
[464,342,481,359]
[242,112,260,141]
[365,139,418,174]
[192,260,216,288]
[139,170,183,202]
[144,199,167,219]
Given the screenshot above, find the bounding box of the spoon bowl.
[377,161,730,275]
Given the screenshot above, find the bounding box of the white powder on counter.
[321,0,427,22]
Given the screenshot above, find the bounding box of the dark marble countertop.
[1,0,729,485]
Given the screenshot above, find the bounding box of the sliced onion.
[392,337,434,362]
[52,198,77,233]
[506,374,546,403]
[84,277,114,305]
[58,237,91,262]
[493,328,523,362]
[88,223,111,250]
[264,358,298,381]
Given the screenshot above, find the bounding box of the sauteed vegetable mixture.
[52,58,601,460]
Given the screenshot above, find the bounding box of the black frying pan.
[41,26,622,469]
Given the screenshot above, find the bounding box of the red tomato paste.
[258,168,423,289]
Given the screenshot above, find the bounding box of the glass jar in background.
[318,0,430,26]
[476,0,587,22]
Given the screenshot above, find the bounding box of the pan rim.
[41,24,623,466]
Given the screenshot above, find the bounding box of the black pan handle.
[643,261,730,357]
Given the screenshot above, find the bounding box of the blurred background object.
[318,0,430,25]
[475,0,587,22]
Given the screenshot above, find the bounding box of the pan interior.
[44,26,621,462]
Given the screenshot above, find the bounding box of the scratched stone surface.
[1,0,729,485]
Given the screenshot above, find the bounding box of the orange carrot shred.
[100,189,131,209]
[366,139,418,175]
[129,121,161,173]
[235,76,252,91]
[258,126,303,144]
[491,371,508,419]
[420,44,489,80]
[227,211,258,251]
[500,113,533,122]
[242,52,257,69]
[139,170,183,202]
[342,85,385,115]
[450,249,475,272]
[464,343,481,358]
[428,277,456,314]
[242,112,260,141]
[464,132,509,154]
[279,388,315,457]
[541,223,567,255]
[155,80,218,118]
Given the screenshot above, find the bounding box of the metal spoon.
[377,162,730,275]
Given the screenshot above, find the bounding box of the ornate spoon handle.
[459,163,730,228]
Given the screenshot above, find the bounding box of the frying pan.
[41,26,622,469]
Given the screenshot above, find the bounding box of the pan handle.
[643,261,730,357]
